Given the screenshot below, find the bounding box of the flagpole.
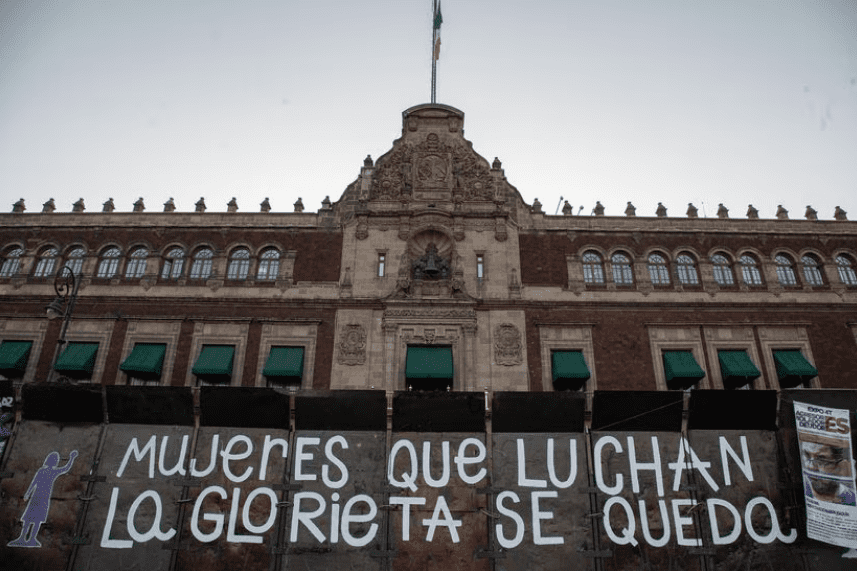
[431,0,437,103]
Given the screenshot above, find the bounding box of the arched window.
[257,248,280,281]
[189,247,214,280]
[775,254,797,286]
[97,247,121,278]
[676,254,699,285]
[227,248,250,280]
[63,247,85,275]
[837,255,857,286]
[125,247,148,279]
[739,255,763,286]
[711,254,734,286]
[161,247,185,280]
[801,255,824,287]
[582,251,604,284]
[647,253,670,285]
[33,247,58,278]
[611,253,633,285]
[0,247,23,278]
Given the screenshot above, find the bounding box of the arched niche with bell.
[397,228,465,298]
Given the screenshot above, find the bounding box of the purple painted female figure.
[7,450,78,548]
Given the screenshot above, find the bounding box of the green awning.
[0,340,32,374]
[774,350,818,387]
[663,350,705,390]
[718,350,761,389]
[54,342,99,376]
[120,343,166,378]
[406,347,453,380]
[551,351,591,381]
[263,346,304,378]
[192,345,234,378]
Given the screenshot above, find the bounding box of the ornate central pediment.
[370,104,498,203]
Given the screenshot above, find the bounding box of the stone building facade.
[1,104,857,570]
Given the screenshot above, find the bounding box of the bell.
[424,251,440,277]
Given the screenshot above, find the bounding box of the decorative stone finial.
[834,206,848,221]
[260,197,271,213]
[294,197,304,212]
[102,198,115,212]
[163,197,176,212]
[492,157,502,170]
[804,205,818,220]
[133,197,145,212]
[562,201,572,216]
[532,198,543,213]
[593,201,605,216]
[717,203,729,219]
[195,197,206,213]
[42,198,56,213]
[12,198,25,213]
[625,201,636,217]
[363,155,373,167]
[72,198,85,213]
[776,204,789,220]
[655,202,667,217]
[686,203,698,218]
[321,196,332,210]
[747,204,759,219]
[227,197,238,213]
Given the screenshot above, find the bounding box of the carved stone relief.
[370,134,496,201]
[494,323,523,365]
[337,324,367,366]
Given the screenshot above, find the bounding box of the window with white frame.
[378,253,386,277]
[33,247,58,278]
[836,255,857,286]
[63,247,85,275]
[711,253,735,286]
[739,254,763,286]
[0,247,23,278]
[161,247,185,280]
[676,254,699,285]
[582,251,605,284]
[647,253,670,285]
[189,248,214,280]
[775,254,798,286]
[801,254,824,287]
[125,247,148,279]
[227,248,250,280]
[257,248,280,281]
[97,247,121,278]
[611,253,633,285]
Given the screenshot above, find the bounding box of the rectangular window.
[54,342,99,382]
[120,343,166,385]
[717,350,761,390]
[378,253,386,277]
[263,346,304,389]
[662,350,705,391]
[773,349,818,388]
[406,346,453,391]
[476,254,485,279]
[192,345,235,385]
[551,350,591,391]
[0,340,33,378]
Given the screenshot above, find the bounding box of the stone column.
[382,323,399,393]
[461,323,478,391]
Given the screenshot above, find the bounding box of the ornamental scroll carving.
[494,323,523,366]
[337,324,367,366]
[370,134,495,201]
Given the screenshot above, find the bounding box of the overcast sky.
[1,0,855,219]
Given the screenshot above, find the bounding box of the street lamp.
[46,266,80,383]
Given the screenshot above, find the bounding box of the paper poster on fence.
[794,401,857,548]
